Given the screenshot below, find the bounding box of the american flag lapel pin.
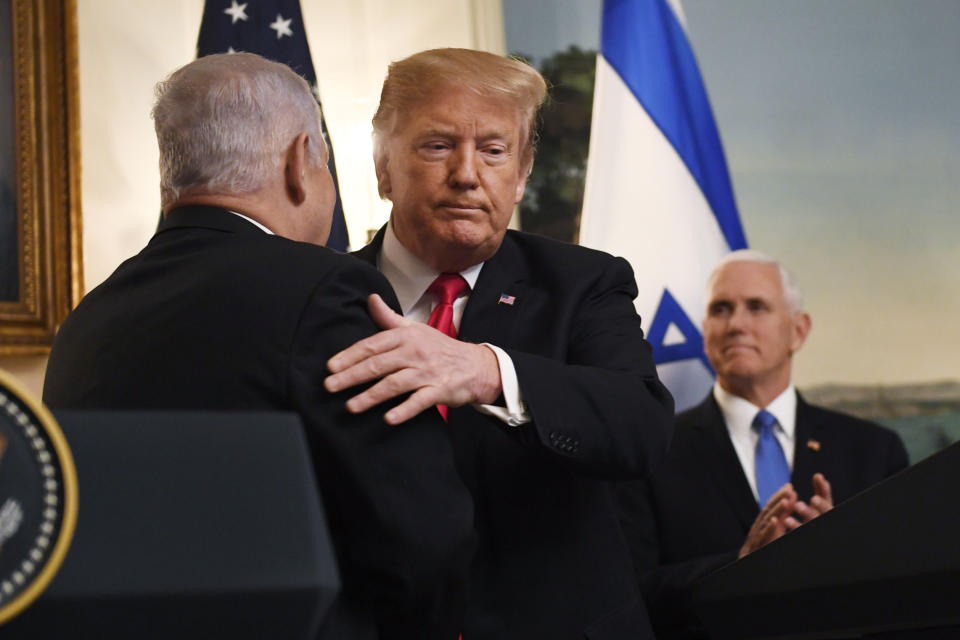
[498,293,516,306]
[807,439,821,452]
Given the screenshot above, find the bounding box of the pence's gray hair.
[152,52,325,207]
[707,249,805,314]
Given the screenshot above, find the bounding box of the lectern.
[695,441,960,639]
[3,411,339,639]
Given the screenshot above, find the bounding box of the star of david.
[646,288,714,373]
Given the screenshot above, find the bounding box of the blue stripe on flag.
[602,0,747,251]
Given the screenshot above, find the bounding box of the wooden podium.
[695,441,960,639]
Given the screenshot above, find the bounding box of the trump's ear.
[514,175,528,205]
[514,161,533,204]
[284,132,310,205]
[374,154,392,200]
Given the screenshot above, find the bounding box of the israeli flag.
[580,0,748,411]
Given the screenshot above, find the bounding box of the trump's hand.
[738,483,798,559]
[325,294,502,424]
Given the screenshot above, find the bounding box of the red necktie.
[426,273,469,420]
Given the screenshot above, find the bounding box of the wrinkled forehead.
[395,86,523,133]
[707,260,785,302]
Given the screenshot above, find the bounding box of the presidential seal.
[0,369,77,625]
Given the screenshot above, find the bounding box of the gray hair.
[152,52,325,207]
[707,249,805,313]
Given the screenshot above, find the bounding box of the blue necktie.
[753,409,790,507]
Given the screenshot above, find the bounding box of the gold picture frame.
[0,0,82,355]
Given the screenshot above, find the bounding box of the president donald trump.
[325,48,674,639]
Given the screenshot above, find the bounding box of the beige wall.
[0,0,504,398]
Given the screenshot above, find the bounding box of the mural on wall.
[504,0,960,462]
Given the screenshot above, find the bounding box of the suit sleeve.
[287,262,474,638]
[506,256,674,480]
[617,478,736,639]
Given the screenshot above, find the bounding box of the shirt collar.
[227,210,275,235]
[713,382,797,439]
[380,220,483,314]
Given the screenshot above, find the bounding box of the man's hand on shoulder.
[325,294,502,424]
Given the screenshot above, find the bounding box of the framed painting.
[0,0,82,355]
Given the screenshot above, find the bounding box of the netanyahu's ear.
[791,312,812,353]
[284,132,311,205]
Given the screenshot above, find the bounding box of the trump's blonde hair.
[371,48,548,195]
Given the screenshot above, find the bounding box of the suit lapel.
[352,226,383,267]
[689,396,760,529]
[791,393,826,501]
[457,233,525,348]
[356,226,525,345]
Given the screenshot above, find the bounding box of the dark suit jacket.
[357,228,674,640]
[43,206,475,640]
[618,391,909,639]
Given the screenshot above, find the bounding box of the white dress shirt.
[713,383,797,503]
[378,222,530,426]
[226,210,274,234]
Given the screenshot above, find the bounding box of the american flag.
[498,293,516,306]
[197,0,350,251]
